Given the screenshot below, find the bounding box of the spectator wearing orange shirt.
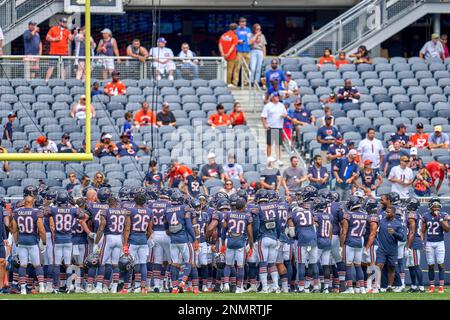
[410,122,429,149]
[426,161,448,194]
[104,70,126,96]
[335,51,350,69]
[208,104,231,128]
[219,23,239,87]
[167,159,193,189]
[229,102,246,126]
[94,133,118,158]
[317,48,335,68]
[45,17,75,81]
[134,102,156,127]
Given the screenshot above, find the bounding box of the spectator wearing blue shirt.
[3,112,15,142]
[264,59,286,92]
[317,116,340,160]
[383,140,410,177]
[291,99,315,148]
[307,155,329,190]
[264,79,287,103]
[388,123,411,148]
[235,17,252,86]
[429,125,450,150]
[91,82,102,97]
[333,149,359,201]
[116,132,149,159]
[144,160,164,189]
[23,21,42,80]
[337,79,360,104]
[122,111,133,142]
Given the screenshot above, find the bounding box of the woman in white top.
[70,95,96,122]
[74,26,96,81]
[219,179,237,196]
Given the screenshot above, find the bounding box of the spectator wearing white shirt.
[178,42,199,79]
[388,155,414,199]
[223,154,244,180]
[0,26,3,55]
[150,37,175,81]
[357,127,385,171]
[261,92,288,165]
[285,71,299,98]
[36,135,58,153]
[420,33,445,60]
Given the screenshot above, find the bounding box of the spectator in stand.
[94,133,118,157]
[208,104,231,127]
[36,135,58,153]
[410,122,429,149]
[356,159,383,197]
[219,179,237,196]
[349,45,373,64]
[134,102,156,127]
[358,128,385,171]
[149,37,176,81]
[317,48,336,68]
[3,112,15,142]
[23,21,42,80]
[408,147,424,172]
[74,26,96,81]
[57,133,77,153]
[144,160,164,189]
[320,92,337,107]
[229,102,247,126]
[264,59,286,92]
[22,145,32,153]
[0,26,3,55]
[70,95,96,122]
[388,155,414,199]
[156,102,177,127]
[259,156,281,191]
[92,171,110,189]
[122,112,133,142]
[178,42,199,79]
[65,172,80,194]
[201,153,225,182]
[291,99,315,147]
[126,39,149,63]
[337,79,360,104]
[426,161,448,194]
[249,23,267,86]
[0,146,10,176]
[413,168,432,197]
[104,70,126,96]
[429,125,449,150]
[97,28,120,80]
[71,175,90,198]
[185,167,208,197]
[420,33,444,61]
[223,154,244,180]
[317,116,340,161]
[235,17,252,87]
[166,159,192,189]
[45,17,75,80]
[261,92,288,165]
[319,106,334,126]
[441,34,449,59]
[333,149,359,201]
[219,23,239,87]
[307,155,329,190]
[264,79,287,104]
[346,140,360,166]
[388,123,411,148]
[335,51,350,69]
[116,132,149,159]
[77,140,86,153]
[327,135,348,169]
[285,71,300,98]
[281,156,308,195]
[383,140,409,177]
[91,82,102,97]
[283,102,294,144]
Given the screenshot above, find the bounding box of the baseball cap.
[192,166,199,172]
[120,132,129,138]
[410,147,418,155]
[29,21,37,25]
[294,98,302,105]
[240,178,247,184]
[363,159,372,165]
[286,71,292,76]
[101,28,112,35]
[207,152,216,159]
[348,149,358,156]
[435,125,442,132]
[325,115,333,121]
[59,17,68,23]
[270,92,280,98]
[397,123,406,130]
[157,37,167,43]
[416,122,424,129]
[111,70,120,76]
[271,58,278,64]
[267,156,277,163]
[102,133,113,140]
[7,112,15,118]
[400,155,410,162]
[336,134,344,141]
[61,133,70,139]
[80,94,86,99]
[432,33,440,39]
[36,135,47,144]
[346,139,355,146]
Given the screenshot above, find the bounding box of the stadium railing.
[0,55,227,81]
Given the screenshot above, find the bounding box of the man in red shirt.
[104,70,127,96]
[410,122,429,149]
[219,23,239,87]
[426,161,448,193]
[208,104,231,127]
[166,159,193,188]
[134,102,156,126]
[45,17,75,80]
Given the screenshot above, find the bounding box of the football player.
[313,197,332,293]
[274,192,292,293]
[42,189,57,292]
[94,196,130,294]
[340,195,367,294]
[362,197,380,293]
[11,196,46,294]
[421,197,450,293]
[123,189,153,294]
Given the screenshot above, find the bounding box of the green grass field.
[1,291,450,300]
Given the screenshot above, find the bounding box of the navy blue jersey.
[328,202,343,236]
[186,175,204,198]
[72,217,87,245]
[149,200,170,232]
[144,172,163,190]
[363,213,379,247]
[422,211,449,242]
[378,217,404,254]
[121,200,135,210]
[87,202,109,233]
[342,210,368,248]
[315,211,332,250]
[164,204,194,244]
[129,207,153,245]
[276,201,291,243]
[193,209,210,243]
[406,210,422,250]
[223,210,253,249]
[14,208,42,245]
[50,206,84,244]
[247,203,260,242]
[258,203,280,241]
[291,207,317,246]
[0,208,6,242]
[101,208,130,236]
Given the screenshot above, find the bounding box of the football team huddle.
[1,183,449,296]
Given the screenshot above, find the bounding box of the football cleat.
[393,286,404,293]
[223,283,230,293]
[119,288,130,294]
[245,284,257,293]
[311,288,320,293]
[178,281,186,290]
[202,286,209,293]
[438,286,445,294]
[141,287,148,294]
[428,285,435,293]
[258,288,269,293]
[360,287,367,294]
[86,284,94,293]
[89,287,103,294]
[172,288,179,294]
[153,287,160,293]
[281,287,289,293]
[342,288,355,294]
[235,287,243,294]
[193,287,199,294]
[39,283,46,294]
[368,288,379,294]
[322,288,330,294]
[102,286,110,294]
[50,289,60,294]
[74,287,85,293]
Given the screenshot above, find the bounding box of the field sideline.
[1,291,450,300]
